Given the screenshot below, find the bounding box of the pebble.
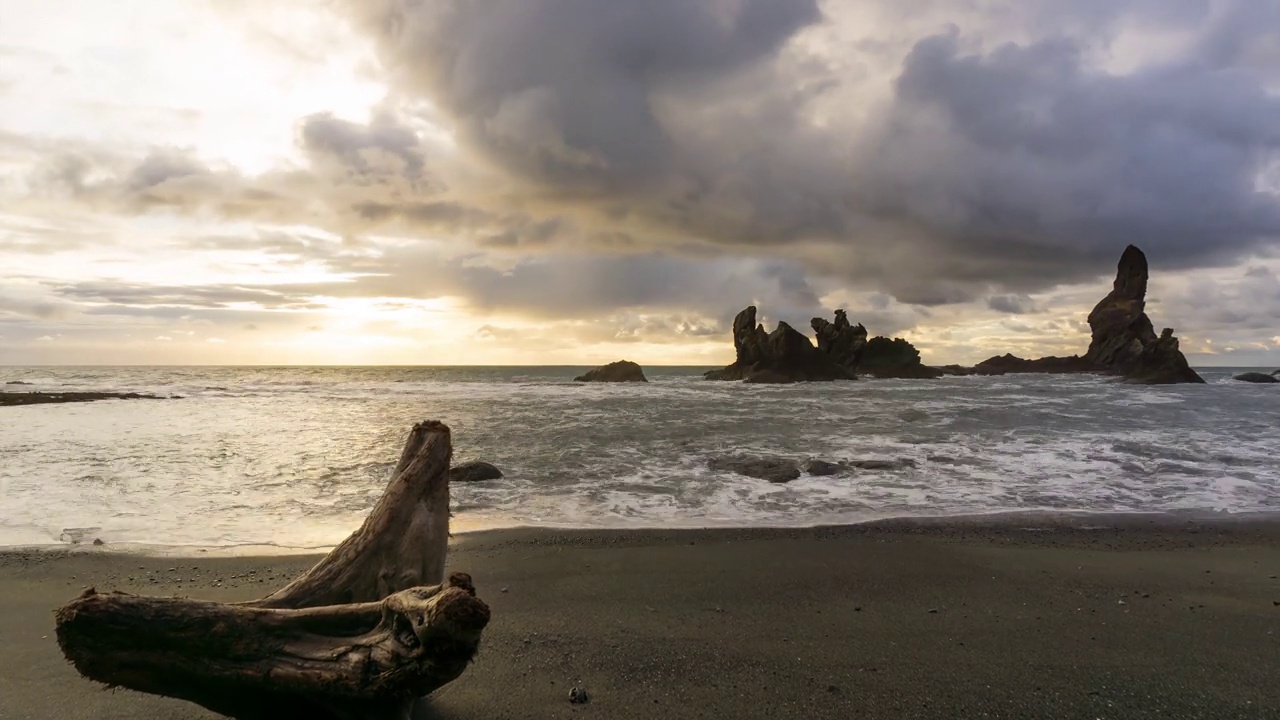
[927,608,939,614]
[569,687,590,704]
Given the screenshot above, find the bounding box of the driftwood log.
[55,421,489,720]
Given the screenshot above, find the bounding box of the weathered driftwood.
[54,421,488,720]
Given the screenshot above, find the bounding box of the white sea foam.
[0,366,1276,550]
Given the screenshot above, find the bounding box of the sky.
[1,0,1279,366]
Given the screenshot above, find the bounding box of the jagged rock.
[811,310,868,375]
[574,360,648,383]
[705,306,854,382]
[5,380,31,385]
[934,365,976,377]
[1123,328,1205,385]
[1084,247,1203,384]
[971,246,1203,385]
[744,370,796,385]
[450,461,504,483]
[801,460,844,477]
[1086,245,1158,368]
[1234,372,1280,384]
[708,457,801,483]
[859,337,944,379]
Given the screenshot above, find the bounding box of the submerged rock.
[801,460,844,477]
[0,391,170,407]
[450,461,504,483]
[705,306,854,383]
[1234,372,1280,384]
[574,360,648,383]
[709,457,801,483]
[849,459,918,471]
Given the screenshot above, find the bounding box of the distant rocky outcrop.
[973,354,1098,376]
[450,461,504,483]
[0,391,172,407]
[974,246,1203,385]
[574,360,648,383]
[705,307,855,382]
[1234,372,1280,384]
[859,337,945,379]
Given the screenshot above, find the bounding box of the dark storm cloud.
[328,0,1280,301]
[312,248,832,326]
[343,0,822,189]
[987,295,1039,315]
[299,112,429,182]
[9,0,1280,338]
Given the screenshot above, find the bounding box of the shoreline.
[8,509,1280,558]
[5,517,1278,719]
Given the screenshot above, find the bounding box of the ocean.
[0,366,1276,552]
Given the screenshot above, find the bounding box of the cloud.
[987,294,1039,314]
[4,0,1280,364]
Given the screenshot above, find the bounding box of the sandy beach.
[3,516,1278,719]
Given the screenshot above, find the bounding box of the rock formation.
[708,456,801,483]
[1234,372,1280,384]
[811,310,867,375]
[574,360,648,383]
[858,337,945,379]
[705,307,855,382]
[973,354,1097,376]
[1123,328,1205,385]
[974,246,1203,385]
[450,460,504,482]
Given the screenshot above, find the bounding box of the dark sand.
[3,516,1279,719]
[0,391,172,407]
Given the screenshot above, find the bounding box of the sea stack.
[705,307,855,382]
[1085,245,1203,384]
[975,245,1204,384]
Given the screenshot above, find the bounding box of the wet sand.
[2,517,1279,719]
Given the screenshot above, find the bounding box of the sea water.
[0,366,1276,550]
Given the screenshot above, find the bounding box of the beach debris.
[927,608,939,614]
[91,538,104,546]
[574,360,648,383]
[569,686,590,704]
[450,460,504,483]
[708,456,801,483]
[55,421,490,720]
